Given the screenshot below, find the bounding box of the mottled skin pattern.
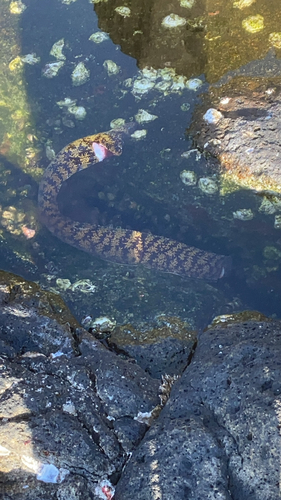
[38,126,231,280]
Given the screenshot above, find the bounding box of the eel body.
[38,124,232,280]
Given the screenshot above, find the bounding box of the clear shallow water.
[1,0,281,329]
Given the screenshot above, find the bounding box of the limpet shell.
[135,109,158,124]
[89,32,109,43]
[115,6,131,17]
[103,60,120,76]
[161,14,187,28]
[50,39,66,61]
[180,170,197,186]
[71,62,90,86]
[198,177,218,195]
[242,15,264,33]
[42,61,64,78]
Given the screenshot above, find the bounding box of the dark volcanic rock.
[190,81,281,195]
[107,317,197,379]
[0,271,160,499]
[1,270,281,499]
[115,318,281,500]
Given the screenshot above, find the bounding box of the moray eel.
[38,124,232,280]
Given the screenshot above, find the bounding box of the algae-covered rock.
[0,0,41,180]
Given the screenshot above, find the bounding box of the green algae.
[0,269,81,329]
[210,310,270,328]
[0,0,43,181]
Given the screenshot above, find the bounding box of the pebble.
[203,108,223,124]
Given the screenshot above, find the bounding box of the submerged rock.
[1,271,280,498]
[115,315,281,499]
[0,271,159,497]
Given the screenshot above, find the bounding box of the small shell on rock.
[131,129,147,140]
[87,316,116,332]
[68,105,87,120]
[71,62,90,86]
[132,78,155,96]
[154,81,172,94]
[170,75,186,92]
[70,279,96,293]
[89,31,109,43]
[9,56,23,72]
[56,278,72,290]
[110,118,126,129]
[198,177,218,195]
[50,39,66,61]
[42,61,64,78]
[242,14,264,33]
[103,59,120,75]
[259,198,281,215]
[203,108,223,124]
[233,209,254,221]
[269,32,281,49]
[115,6,131,17]
[142,67,158,80]
[161,14,187,28]
[233,0,256,9]
[180,0,195,7]
[135,109,158,124]
[186,78,203,91]
[10,1,26,14]
[21,53,40,65]
[123,77,133,88]
[180,170,197,186]
[158,68,175,81]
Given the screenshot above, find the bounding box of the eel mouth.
[92,142,113,162]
